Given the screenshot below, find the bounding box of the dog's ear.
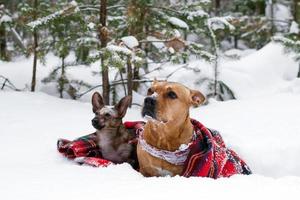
[190,90,205,107]
[115,96,132,118]
[92,92,105,113]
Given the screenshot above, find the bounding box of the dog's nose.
[144,97,156,106]
[92,118,98,125]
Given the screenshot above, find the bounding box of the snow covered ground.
[1,43,300,199]
[1,91,300,200]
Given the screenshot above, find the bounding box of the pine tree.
[272,0,300,78]
[26,0,82,95]
[17,0,54,91]
[273,35,300,77]
[0,4,12,61]
[226,0,272,49]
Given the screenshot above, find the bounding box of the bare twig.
[0,75,21,91]
[166,64,188,79]
[139,40,168,43]
[76,78,165,99]
[119,70,127,96]
[147,5,182,15]
[79,5,125,11]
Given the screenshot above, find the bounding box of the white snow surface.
[1,41,300,198]
[121,36,139,49]
[1,91,300,199]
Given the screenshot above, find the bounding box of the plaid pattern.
[57,119,251,178]
[181,119,251,178]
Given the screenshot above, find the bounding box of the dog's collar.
[137,128,196,165]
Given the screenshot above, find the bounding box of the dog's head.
[91,92,132,130]
[142,80,205,125]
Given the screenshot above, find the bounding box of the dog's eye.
[167,91,177,99]
[147,88,154,95]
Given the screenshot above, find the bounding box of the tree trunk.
[293,0,300,23]
[127,58,133,107]
[234,34,238,49]
[99,0,110,104]
[132,66,140,91]
[31,0,38,92]
[128,0,147,92]
[269,0,275,35]
[214,0,221,15]
[59,56,65,98]
[0,24,8,61]
[298,62,300,78]
[31,29,38,92]
[213,57,218,97]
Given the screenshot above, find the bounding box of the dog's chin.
[92,124,105,130]
[141,110,155,119]
[142,109,168,124]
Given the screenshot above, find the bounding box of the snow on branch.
[273,36,300,61]
[207,16,235,31]
[273,36,300,47]
[0,14,12,24]
[106,44,132,55]
[121,36,139,49]
[27,1,79,30]
[168,17,189,29]
[187,10,208,20]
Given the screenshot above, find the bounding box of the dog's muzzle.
[141,96,156,119]
[91,117,104,130]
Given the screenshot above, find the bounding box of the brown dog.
[91,92,138,168]
[137,80,205,176]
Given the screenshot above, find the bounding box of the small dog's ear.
[92,92,104,113]
[115,96,132,118]
[190,90,205,107]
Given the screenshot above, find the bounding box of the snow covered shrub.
[273,35,300,77]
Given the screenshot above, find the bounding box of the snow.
[289,21,299,34]
[168,17,189,29]
[1,89,300,199]
[121,36,139,49]
[146,36,165,49]
[168,47,175,54]
[77,36,98,44]
[224,48,256,59]
[0,14,12,23]
[221,43,298,99]
[1,40,300,198]
[106,44,132,55]
[1,0,300,197]
[87,22,95,29]
[69,0,78,7]
[187,10,208,20]
[207,16,235,31]
[265,2,292,32]
[27,2,79,29]
[142,42,298,100]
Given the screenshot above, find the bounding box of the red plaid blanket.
[57,119,251,178]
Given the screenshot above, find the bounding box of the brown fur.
[91,92,137,167]
[137,81,205,176]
